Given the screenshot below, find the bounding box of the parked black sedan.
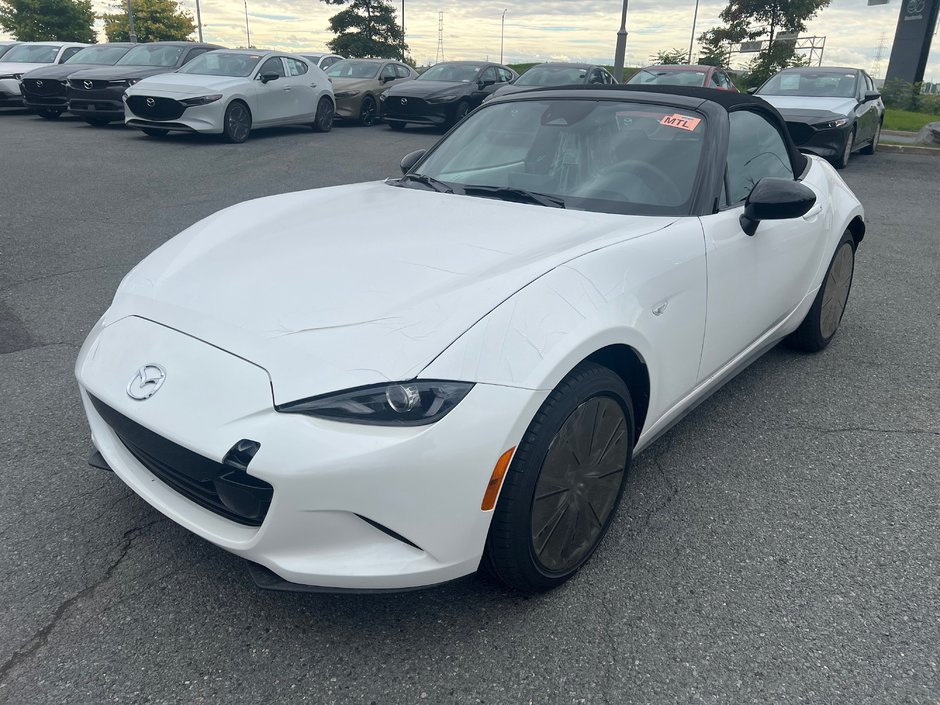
[486,63,616,103]
[754,67,884,169]
[381,61,517,130]
[65,41,222,126]
[20,43,134,119]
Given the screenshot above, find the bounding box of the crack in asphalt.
[789,425,940,437]
[0,518,165,686]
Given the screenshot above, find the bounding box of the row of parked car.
[0,39,884,164]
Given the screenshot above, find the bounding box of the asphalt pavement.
[1,110,938,705]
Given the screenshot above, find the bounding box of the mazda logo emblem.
[400,98,407,105]
[126,364,167,401]
[83,80,93,90]
[146,97,155,107]
[36,80,43,87]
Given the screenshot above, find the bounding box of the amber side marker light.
[481,447,516,511]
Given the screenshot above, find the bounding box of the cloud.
[1,0,938,79]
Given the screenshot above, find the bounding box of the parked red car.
[627,64,738,91]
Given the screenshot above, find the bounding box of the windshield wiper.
[393,173,458,194]
[460,185,566,209]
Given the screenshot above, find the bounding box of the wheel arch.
[846,215,865,246]
[583,344,650,441]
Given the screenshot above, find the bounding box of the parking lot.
[1,109,938,704]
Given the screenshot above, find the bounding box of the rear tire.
[483,362,634,593]
[222,100,251,143]
[141,127,169,137]
[36,108,62,119]
[312,97,334,132]
[787,231,856,352]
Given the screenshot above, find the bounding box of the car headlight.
[379,91,388,101]
[0,74,15,80]
[180,94,223,106]
[427,94,458,103]
[815,118,848,129]
[334,90,360,98]
[277,380,474,426]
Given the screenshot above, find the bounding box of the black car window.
[285,58,307,76]
[480,66,498,84]
[259,57,286,78]
[395,64,411,78]
[381,64,397,80]
[497,67,513,83]
[726,110,795,204]
[183,48,210,65]
[588,69,606,85]
[59,47,84,63]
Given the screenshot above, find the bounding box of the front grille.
[70,79,109,90]
[391,97,428,115]
[89,395,273,526]
[126,95,185,120]
[22,79,65,97]
[786,121,815,145]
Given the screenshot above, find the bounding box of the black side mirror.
[400,149,427,174]
[260,72,279,84]
[739,177,816,236]
[381,75,395,83]
[479,78,496,88]
[864,90,881,102]
[746,86,758,95]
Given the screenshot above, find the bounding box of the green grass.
[883,108,937,132]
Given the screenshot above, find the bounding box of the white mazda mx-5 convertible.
[76,85,864,594]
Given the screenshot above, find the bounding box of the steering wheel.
[578,159,683,205]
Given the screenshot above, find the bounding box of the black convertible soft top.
[516,83,808,176]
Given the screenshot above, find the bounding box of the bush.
[881,79,940,115]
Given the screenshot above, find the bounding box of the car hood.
[21,63,105,79]
[0,61,54,76]
[386,79,470,99]
[67,65,181,81]
[128,73,246,95]
[758,94,857,117]
[105,181,676,404]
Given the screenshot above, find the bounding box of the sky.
[3,0,939,81]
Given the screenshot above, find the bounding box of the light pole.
[243,0,251,48]
[127,0,137,43]
[401,0,405,60]
[612,0,628,82]
[687,0,700,63]
[195,0,203,42]
[500,9,507,64]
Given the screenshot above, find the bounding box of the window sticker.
[659,113,702,131]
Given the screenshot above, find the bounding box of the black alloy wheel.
[141,127,169,137]
[359,95,377,126]
[833,125,855,169]
[861,121,881,155]
[222,101,251,143]
[787,231,856,352]
[483,362,635,593]
[312,97,334,132]
[450,100,470,128]
[36,108,62,119]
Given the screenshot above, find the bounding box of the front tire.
[861,121,881,155]
[359,95,377,126]
[84,117,111,127]
[787,231,856,352]
[312,96,334,132]
[222,100,251,143]
[832,126,855,169]
[449,100,470,128]
[483,362,634,593]
[36,108,62,119]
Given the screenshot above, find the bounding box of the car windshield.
[418,63,482,83]
[516,66,589,87]
[179,52,261,77]
[628,69,707,87]
[403,99,705,216]
[759,71,858,98]
[65,45,130,65]
[327,60,380,79]
[117,44,185,67]
[1,44,59,63]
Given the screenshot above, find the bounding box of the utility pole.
[195,0,204,42]
[401,0,405,60]
[243,0,251,48]
[127,0,137,43]
[687,0,700,63]
[500,9,507,64]
[612,0,628,82]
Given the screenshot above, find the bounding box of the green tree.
[0,0,96,42]
[653,48,688,65]
[100,0,195,42]
[696,29,731,68]
[322,0,408,61]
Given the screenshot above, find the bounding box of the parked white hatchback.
[0,41,87,107]
[123,49,335,142]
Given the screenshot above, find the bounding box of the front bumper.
[0,78,23,106]
[76,315,545,590]
[124,97,226,134]
[382,97,455,126]
[785,120,852,158]
[67,84,125,121]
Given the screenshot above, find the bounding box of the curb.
[879,143,940,156]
